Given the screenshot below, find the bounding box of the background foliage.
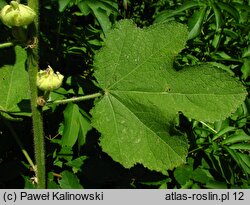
[0,0,249,188]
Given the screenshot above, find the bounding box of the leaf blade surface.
[91,20,247,174]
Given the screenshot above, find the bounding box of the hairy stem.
[27,0,46,188]
[47,92,102,105]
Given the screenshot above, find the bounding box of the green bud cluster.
[0,1,36,27]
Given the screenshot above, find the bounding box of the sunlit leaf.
[91,20,247,174]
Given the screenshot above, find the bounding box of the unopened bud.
[36,66,64,91]
[0,1,36,27]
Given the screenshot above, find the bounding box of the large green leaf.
[91,20,247,174]
[0,46,30,116]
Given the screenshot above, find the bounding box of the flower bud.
[0,1,36,27]
[37,66,64,91]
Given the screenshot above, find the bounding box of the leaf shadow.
[17,99,31,114]
[78,129,166,188]
[0,47,16,68]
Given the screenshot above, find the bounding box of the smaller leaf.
[213,155,231,183]
[212,32,222,49]
[77,1,91,15]
[53,158,63,168]
[205,181,228,189]
[224,146,250,175]
[78,109,92,147]
[61,104,91,148]
[58,0,71,12]
[192,168,211,184]
[174,161,211,185]
[222,130,250,145]
[209,62,234,76]
[50,89,68,100]
[212,126,236,141]
[91,7,111,35]
[154,1,200,23]
[47,172,60,189]
[237,153,250,174]
[217,2,240,22]
[212,51,233,60]
[23,175,36,189]
[66,156,87,173]
[62,103,80,146]
[229,143,250,150]
[223,29,239,39]
[67,46,87,54]
[243,46,250,58]
[140,179,170,187]
[59,171,83,189]
[88,39,103,46]
[188,6,207,40]
[241,58,250,80]
[211,2,223,30]
[58,146,73,162]
[174,165,192,185]
[77,0,118,35]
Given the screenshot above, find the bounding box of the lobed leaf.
[91,20,247,174]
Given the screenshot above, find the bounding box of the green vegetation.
[0,0,249,189]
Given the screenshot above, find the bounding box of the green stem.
[188,143,210,154]
[200,121,217,134]
[47,92,102,105]
[27,0,46,188]
[2,117,36,171]
[0,42,15,49]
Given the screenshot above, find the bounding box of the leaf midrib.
[110,90,246,96]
